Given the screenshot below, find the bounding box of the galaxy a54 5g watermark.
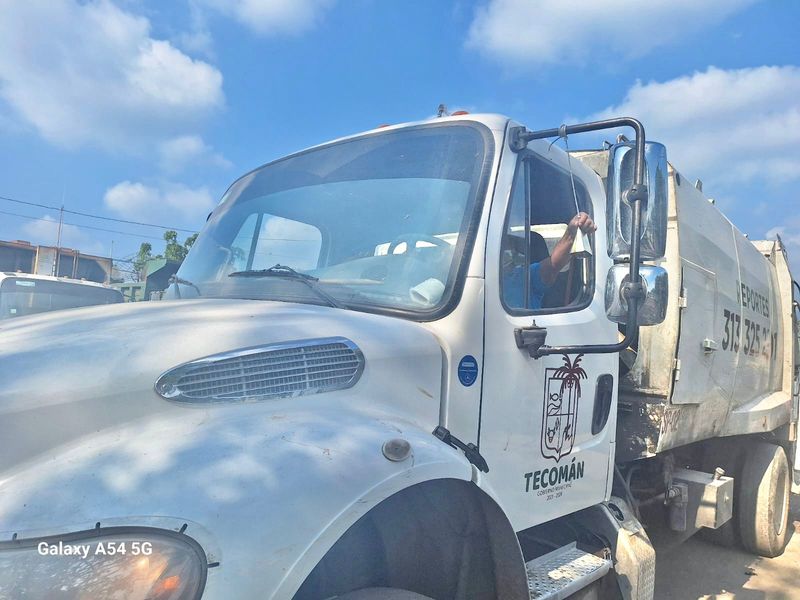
[37,540,153,559]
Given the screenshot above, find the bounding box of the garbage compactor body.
[573,157,797,461]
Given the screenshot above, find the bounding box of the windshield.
[175,123,492,317]
[0,278,123,319]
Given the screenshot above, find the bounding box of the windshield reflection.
[174,124,492,316]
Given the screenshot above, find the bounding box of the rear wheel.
[737,442,791,557]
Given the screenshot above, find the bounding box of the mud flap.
[574,497,655,600]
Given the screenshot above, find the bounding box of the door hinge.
[673,358,681,382]
[432,426,489,473]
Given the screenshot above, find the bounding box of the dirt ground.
[653,493,800,599]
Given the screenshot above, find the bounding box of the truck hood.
[0,299,444,475]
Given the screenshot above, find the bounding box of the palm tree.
[551,354,587,398]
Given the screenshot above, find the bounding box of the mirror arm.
[509,117,648,358]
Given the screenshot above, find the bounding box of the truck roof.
[219,113,511,206]
[350,112,511,137]
[291,111,511,157]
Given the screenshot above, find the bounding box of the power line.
[0,194,199,234]
[0,208,168,241]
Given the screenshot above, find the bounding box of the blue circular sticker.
[457,355,479,387]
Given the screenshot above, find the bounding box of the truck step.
[526,542,612,600]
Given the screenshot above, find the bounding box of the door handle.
[592,374,614,435]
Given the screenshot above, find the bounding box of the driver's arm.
[538,212,596,285]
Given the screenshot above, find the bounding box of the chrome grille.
[155,337,364,403]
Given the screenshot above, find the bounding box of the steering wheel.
[386,233,450,255]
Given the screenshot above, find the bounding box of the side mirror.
[607,141,668,260]
[605,264,668,325]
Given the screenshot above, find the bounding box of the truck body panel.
[0,299,445,475]
[0,400,473,599]
[580,154,797,459]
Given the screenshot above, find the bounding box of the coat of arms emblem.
[541,354,586,462]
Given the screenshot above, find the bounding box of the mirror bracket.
[514,323,548,358]
[623,182,649,207]
[622,280,646,301]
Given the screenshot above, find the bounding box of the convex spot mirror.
[605,265,668,326]
[607,141,668,260]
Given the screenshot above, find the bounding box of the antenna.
[560,128,592,258]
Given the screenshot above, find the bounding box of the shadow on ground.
[654,494,800,599]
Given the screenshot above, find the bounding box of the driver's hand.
[567,212,597,236]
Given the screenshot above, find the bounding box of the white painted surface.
[0,298,471,598]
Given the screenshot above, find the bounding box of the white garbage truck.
[1,113,797,600]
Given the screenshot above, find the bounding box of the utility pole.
[109,239,114,284]
[53,204,64,276]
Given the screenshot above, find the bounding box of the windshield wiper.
[228,264,344,309]
[169,275,202,298]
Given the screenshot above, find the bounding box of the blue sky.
[0,0,798,273]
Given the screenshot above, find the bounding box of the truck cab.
[0,113,796,600]
[173,113,623,537]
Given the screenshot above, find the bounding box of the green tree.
[129,232,196,281]
[163,230,198,262]
[133,242,153,281]
[185,232,198,250]
[163,230,182,261]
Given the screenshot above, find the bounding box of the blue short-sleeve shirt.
[502,262,551,309]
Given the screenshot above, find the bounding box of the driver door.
[478,142,618,532]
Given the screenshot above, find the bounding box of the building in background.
[113,257,180,302]
[0,240,112,283]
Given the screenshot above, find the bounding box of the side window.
[501,154,594,313]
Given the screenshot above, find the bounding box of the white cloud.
[766,223,800,250]
[176,28,216,58]
[467,0,757,67]
[104,181,215,222]
[588,65,800,185]
[197,0,335,35]
[21,214,105,256]
[0,0,224,149]
[158,135,231,174]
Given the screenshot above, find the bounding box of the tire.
[333,588,434,600]
[737,442,791,557]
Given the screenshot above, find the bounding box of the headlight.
[0,526,207,599]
